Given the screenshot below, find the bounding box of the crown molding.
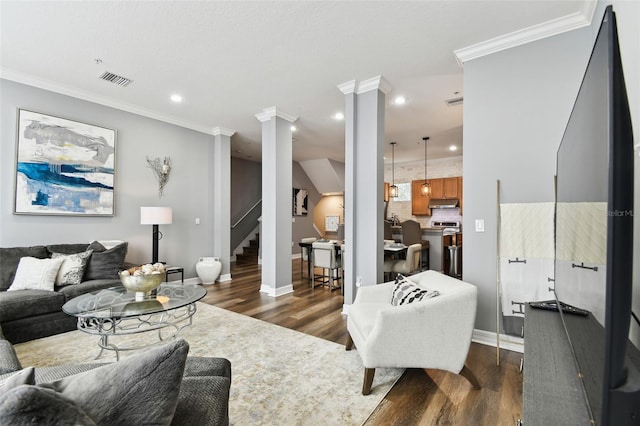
[0,67,216,135]
[454,7,594,66]
[254,106,298,123]
[337,80,357,95]
[356,75,391,95]
[212,127,236,137]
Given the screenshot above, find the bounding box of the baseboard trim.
[342,304,350,316]
[217,273,232,282]
[260,284,294,297]
[472,329,524,353]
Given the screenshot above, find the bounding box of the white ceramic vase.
[195,257,222,285]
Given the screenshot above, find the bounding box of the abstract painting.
[14,109,116,216]
[292,188,308,216]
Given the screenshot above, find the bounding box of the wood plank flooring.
[200,260,523,425]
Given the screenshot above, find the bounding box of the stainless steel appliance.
[432,221,462,277]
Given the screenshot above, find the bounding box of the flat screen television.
[554,5,638,425]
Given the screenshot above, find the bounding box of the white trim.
[472,329,524,354]
[212,127,236,137]
[217,273,232,282]
[342,303,351,315]
[254,106,298,123]
[454,11,592,65]
[337,80,357,94]
[356,75,391,95]
[260,284,294,297]
[312,223,323,237]
[292,253,302,260]
[183,277,201,285]
[0,67,215,135]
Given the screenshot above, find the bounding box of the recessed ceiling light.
[449,145,458,151]
[291,125,297,132]
[394,96,406,105]
[334,112,344,121]
[170,94,183,103]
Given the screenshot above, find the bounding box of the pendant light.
[389,142,398,198]
[421,137,430,195]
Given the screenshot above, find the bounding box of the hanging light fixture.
[389,142,399,198]
[421,137,430,195]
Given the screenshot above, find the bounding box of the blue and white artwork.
[14,110,116,216]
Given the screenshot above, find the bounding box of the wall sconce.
[146,156,172,198]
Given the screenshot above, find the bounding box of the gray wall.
[462,28,593,332]
[230,157,261,223]
[0,79,215,279]
[292,160,321,255]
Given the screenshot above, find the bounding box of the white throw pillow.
[8,257,65,292]
[51,250,93,286]
[391,274,440,306]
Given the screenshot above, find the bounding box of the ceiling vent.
[98,71,133,87]
[445,96,463,107]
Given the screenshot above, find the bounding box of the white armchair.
[346,270,480,395]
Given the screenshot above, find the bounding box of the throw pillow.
[7,257,65,292]
[391,274,440,306]
[83,242,128,280]
[39,339,189,425]
[51,250,93,286]
[0,385,96,426]
[0,367,34,394]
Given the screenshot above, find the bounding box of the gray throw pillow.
[0,367,34,393]
[40,339,189,425]
[0,385,96,426]
[83,241,128,280]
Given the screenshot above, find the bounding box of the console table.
[523,305,591,424]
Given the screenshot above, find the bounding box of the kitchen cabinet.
[430,177,459,199]
[412,177,462,216]
[411,179,430,216]
[384,182,389,202]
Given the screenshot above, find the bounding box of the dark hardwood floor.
[200,260,523,425]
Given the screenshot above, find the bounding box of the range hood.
[429,198,459,209]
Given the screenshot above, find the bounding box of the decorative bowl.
[119,271,164,300]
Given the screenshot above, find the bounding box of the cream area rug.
[14,302,403,426]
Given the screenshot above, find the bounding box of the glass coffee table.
[63,283,206,360]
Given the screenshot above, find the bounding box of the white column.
[212,127,235,282]
[255,107,298,297]
[338,76,390,310]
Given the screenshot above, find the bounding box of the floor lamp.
[140,207,173,264]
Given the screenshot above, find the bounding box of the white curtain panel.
[499,203,555,328]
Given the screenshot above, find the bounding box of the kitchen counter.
[390,226,462,273]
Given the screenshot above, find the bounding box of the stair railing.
[232,199,261,229]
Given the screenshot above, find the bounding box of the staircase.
[235,233,259,265]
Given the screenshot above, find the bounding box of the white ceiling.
[0,1,590,164]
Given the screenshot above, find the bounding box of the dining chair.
[384,220,393,241]
[401,220,430,270]
[311,241,342,293]
[300,237,317,280]
[383,243,422,280]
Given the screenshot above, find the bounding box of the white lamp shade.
[140,207,173,225]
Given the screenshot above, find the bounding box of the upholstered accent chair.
[345,270,480,395]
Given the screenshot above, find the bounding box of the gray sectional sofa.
[0,242,128,344]
[0,326,232,425]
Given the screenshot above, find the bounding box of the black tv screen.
[554,5,637,425]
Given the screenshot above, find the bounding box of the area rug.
[14,302,403,425]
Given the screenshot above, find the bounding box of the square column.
[255,107,298,297]
[212,127,234,282]
[339,76,390,309]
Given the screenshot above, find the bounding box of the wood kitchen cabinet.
[411,177,463,216]
[411,179,430,216]
[430,177,459,199]
[384,182,390,202]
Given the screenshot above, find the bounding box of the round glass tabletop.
[62,283,207,319]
